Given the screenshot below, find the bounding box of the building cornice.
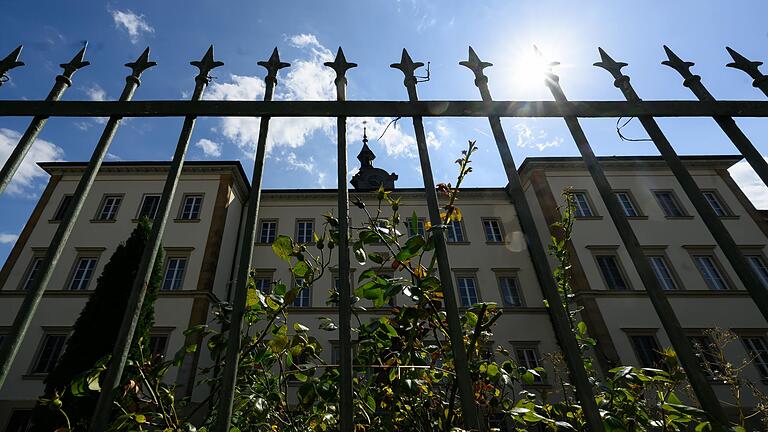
[518,155,743,178]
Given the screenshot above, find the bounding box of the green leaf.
[293,323,310,332]
[319,317,338,331]
[292,261,310,278]
[272,236,294,261]
[365,394,376,412]
[410,212,418,235]
[353,242,367,265]
[577,321,587,335]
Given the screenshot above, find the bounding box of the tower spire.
[350,127,398,190]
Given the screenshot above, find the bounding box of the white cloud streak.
[0,128,64,197]
[512,123,562,151]
[0,233,18,244]
[729,158,768,209]
[195,138,222,157]
[110,9,154,44]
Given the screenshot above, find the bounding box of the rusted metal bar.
[595,49,739,428]
[0,48,154,391]
[460,47,605,432]
[0,44,89,196]
[391,49,481,431]
[1,99,768,118]
[598,47,768,319]
[90,46,222,432]
[214,48,287,432]
[663,46,768,187]
[727,46,768,97]
[324,47,356,432]
[0,45,24,87]
[540,47,729,429]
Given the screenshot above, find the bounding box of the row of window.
[572,189,735,218]
[20,255,189,292]
[258,218,507,245]
[630,332,768,381]
[594,250,768,291]
[0,331,169,377]
[52,193,204,223]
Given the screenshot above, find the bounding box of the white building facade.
[1,153,767,429]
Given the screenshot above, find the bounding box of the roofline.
[518,154,743,174]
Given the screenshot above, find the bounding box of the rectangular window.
[253,276,272,294]
[742,336,768,381]
[615,192,639,217]
[648,255,678,291]
[446,221,465,243]
[688,334,723,376]
[498,276,523,306]
[52,195,73,221]
[259,220,277,244]
[68,258,97,290]
[629,334,663,368]
[161,258,187,291]
[31,333,67,374]
[148,334,169,357]
[457,276,478,307]
[20,257,43,291]
[572,192,594,217]
[693,255,729,290]
[513,344,543,383]
[747,255,768,288]
[483,219,504,242]
[296,220,314,244]
[702,191,730,217]
[406,218,426,237]
[331,341,341,365]
[596,255,629,290]
[179,195,203,220]
[293,280,311,307]
[97,195,122,221]
[138,195,161,220]
[654,191,685,217]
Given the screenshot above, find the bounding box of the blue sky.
[1,0,768,261]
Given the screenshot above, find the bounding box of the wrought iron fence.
[0,42,767,432]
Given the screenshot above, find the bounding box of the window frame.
[404,217,426,237]
[613,190,644,218]
[510,341,544,384]
[446,219,468,244]
[482,217,505,243]
[28,328,69,376]
[251,269,275,294]
[745,252,768,289]
[653,190,689,218]
[295,218,316,245]
[495,271,524,307]
[147,328,174,358]
[18,254,44,291]
[645,251,681,291]
[590,248,632,291]
[136,193,161,221]
[688,251,732,291]
[161,255,189,291]
[257,219,279,244]
[51,194,73,222]
[292,278,312,307]
[65,255,99,291]
[626,330,664,369]
[455,272,480,307]
[177,193,204,221]
[701,189,734,218]
[738,331,768,383]
[94,194,124,222]
[571,190,599,218]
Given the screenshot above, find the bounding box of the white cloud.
[346,117,443,159]
[512,123,562,151]
[106,152,122,161]
[0,233,18,244]
[85,84,107,102]
[109,9,154,44]
[288,34,321,49]
[195,138,222,157]
[0,128,64,197]
[729,158,768,209]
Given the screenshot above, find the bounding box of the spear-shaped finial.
[60,42,90,78]
[257,47,290,80]
[0,46,24,84]
[725,46,764,80]
[662,45,695,78]
[459,46,493,82]
[191,45,224,83]
[125,47,157,79]
[593,47,629,79]
[324,47,357,83]
[390,48,424,79]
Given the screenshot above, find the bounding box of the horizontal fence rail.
[0,41,767,432]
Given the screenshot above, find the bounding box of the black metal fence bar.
[0,46,24,87]
[89,46,223,431]
[727,47,768,97]
[663,46,768,188]
[597,48,768,320]
[2,100,768,118]
[391,49,481,431]
[214,48,286,432]
[324,48,356,431]
[541,54,730,428]
[0,46,89,196]
[0,49,154,390]
[459,47,605,432]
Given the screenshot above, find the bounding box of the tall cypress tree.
[31,218,163,431]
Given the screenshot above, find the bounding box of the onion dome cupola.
[350,128,398,191]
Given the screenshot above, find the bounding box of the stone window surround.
[587,245,633,291]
